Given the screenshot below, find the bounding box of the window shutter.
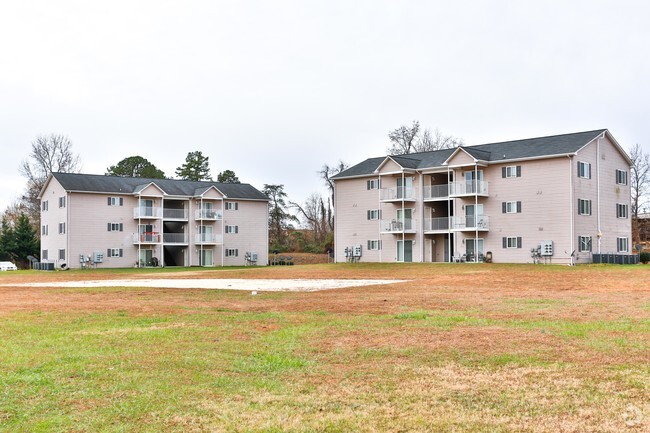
[235,226,239,234]
[379,210,382,219]
[119,249,123,257]
[379,240,382,250]
[119,198,124,206]
[502,202,506,213]
[502,167,506,178]
[367,210,370,220]
[119,223,123,232]
[235,203,238,210]
[108,197,112,206]
[502,237,507,248]
[517,237,522,248]
[577,161,580,175]
[367,180,370,190]
[516,166,521,177]
[107,248,111,257]
[517,201,522,213]
[588,164,591,179]
[108,223,111,231]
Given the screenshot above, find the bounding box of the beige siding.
[222,200,269,266]
[378,159,402,174]
[40,177,69,265]
[447,149,476,166]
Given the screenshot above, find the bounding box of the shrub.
[640,252,650,264]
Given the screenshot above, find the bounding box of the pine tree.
[175,151,212,181]
[0,217,16,261]
[13,213,39,268]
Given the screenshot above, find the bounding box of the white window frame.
[505,201,517,214]
[108,223,123,232]
[367,240,381,250]
[225,225,239,234]
[42,225,48,236]
[617,237,629,253]
[578,199,592,216]
[58,249,66,260]
[366,179,380,190]
[578,161,591,179]
[225,202,238,211]
[578,236,592,252]
[108,248,122,258]
[225,248,238,257]
[616,203,628,219]
[367,210,380,220]
[506,237,519,248]
[505,166,517,178]
[108,197,124,206]
[58,196,66,208]
[42,200,48,211]
[58,222,66,234]
[42,250,48,260]
[616,169,628,186]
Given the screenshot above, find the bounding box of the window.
[225,225,239,234]
[58,222,66,234]
[502,237,522,249]
[58,249,66,260]
[367,210,380,220]
[41,225,48,236]
[617,237,629,253]
[502,165,521,178]
[42,250,48,260]
[42,201,48,211]
[578,236,592,252]
[367,240,382,250]
[225,202,239,211]
[58,196,66,208]
[107,248,123,258]
[616,169,628,185]
[578,199,592,216]
[502,201,522,214]
[366,179,380,190]
[225,248,238,257]
[577,161,591,179]
[616,203,628,219]
[107,223,124,232]
[108,197,124,206]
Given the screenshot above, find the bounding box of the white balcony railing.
[132,233,161,244]
[163,233,188,244]
[423,184,449,200]
[380,186,417,201]
[133,207,162,218]
[195,209,223,220]
[163,208,188,220]
[424,217,450,231]
[380,218,417,233]
[195,233,224,244]
[450,215,490,230]
[449,180,489,196]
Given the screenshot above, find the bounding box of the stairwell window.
[616,169,628,185]
[577,161,591,179]
[578,236,592,252]
[616,203,628,219]
[617,237,629,253]
[578,199,592,216]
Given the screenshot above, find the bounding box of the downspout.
[419,170,424,262]
[221,198,225,267]
[596,134,603,254]
[378,175,382,263]
[568,155,575,265]
[66,191,70,268]
[401,171,405,262]
[200,197,204,266]
[138,196,141,267]
[160,197,165,268]
[474,163,478,262]
[447,165,451,263]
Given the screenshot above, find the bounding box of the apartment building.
[332,129,632,264]
[39,173,269,268]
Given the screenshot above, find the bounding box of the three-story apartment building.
[333,129,632,264]
[39,173,269,268]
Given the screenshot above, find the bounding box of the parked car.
[0,261,18,271]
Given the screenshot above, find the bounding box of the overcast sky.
[1,0,649,214]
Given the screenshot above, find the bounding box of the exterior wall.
[378,159,402,174]
[39,177,69,266]
[446,149,476,166]
[573,136,632,261]
[222,200,269,266]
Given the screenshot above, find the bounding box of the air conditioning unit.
[92,252,104,263]
[540,241,553,256]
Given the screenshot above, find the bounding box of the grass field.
[0,263,648,432]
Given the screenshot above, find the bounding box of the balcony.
[424,217,450,232]
[195,233,224,245]
[380,218,417,234]
[163,233,188,244]
[423,184,449,201]
[449,180,489,197]
[450,215,490,231]
[380,186,417,202]
[133,233,161,244]
[163,208,188,220]
[195,209,223,220]
[133,207,162,219]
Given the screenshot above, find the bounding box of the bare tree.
[630,143,650,219]
[290,193,332,245]
[19,134,81,224]
[414,128,465,152]
[319,160,348,202]
[387,121,420,154]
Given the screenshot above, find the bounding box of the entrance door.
[139,249,153,266]
[397,240,413,262]
[466,238,484,261]
[200,249,213,266]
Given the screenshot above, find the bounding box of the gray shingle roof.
[49,173,269,200]
[333,129,609,179]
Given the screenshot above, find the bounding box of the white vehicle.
[0,261,18,271]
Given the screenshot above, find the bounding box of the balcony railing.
[380,186,417,201]
[424,217,450,231]
[133,207,162,218]
[450,215,490,230]
[195,233,223,244]
[449,180,489,196]
[195,209,223,220]
[163,208,188,220]
[380,218,417,233]
[163,233,188,244]
[133,233,161,244]
[423,184,449,200]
